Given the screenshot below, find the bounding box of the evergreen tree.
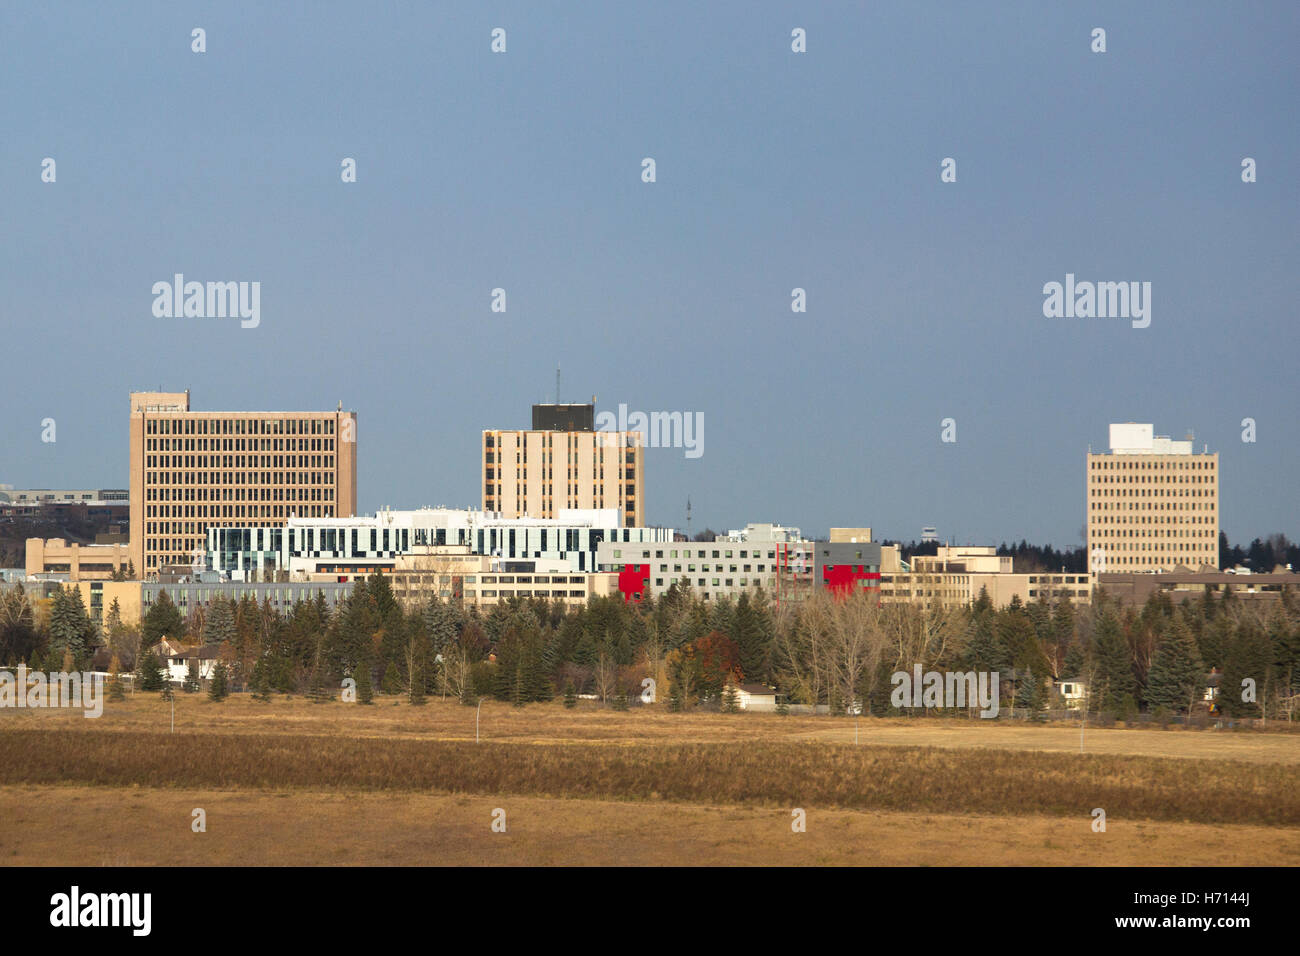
[355,656,374,704]
[182,658,201,693]
[202,595,236,646]
[1092,610,1135,713]
[208,661,229,701]
[1145,616,1205,714]
[1221,620,1273,718]
[1019,667,1045,721]
[250,656,273,702]
[1062,641,1086,681]
[142,590,184,647]
[48,586,93,663]
[722,683,740,713]
[107,653,126,702]
[137,650,165,692]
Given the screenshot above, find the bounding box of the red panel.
[822,565,881,597]
[617,563,650,603]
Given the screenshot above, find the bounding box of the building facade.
[129,390,358,578]
[208,507,674,580]
[483,402,644,527]
[599,529,812,603]
[26,538,131,581]
[1086,423,1219,573]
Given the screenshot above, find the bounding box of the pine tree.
[1221,620,1273,718]
[203,596,236,646]
[182,658,201,693]
[355,657,374,704]
[1019,667,1045,721]
[137,650,165,692]
[208,661,229,701]
[1145,616,1205,714]
[722,683,740,713]
[562,682,577,709]
[1092,610,1135,714]
[250,657,273,702]
[107,653,126,702]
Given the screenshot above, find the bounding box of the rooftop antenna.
[556,365,561,405]
[686,496,692,539]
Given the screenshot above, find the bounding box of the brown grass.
[2,785,1297,867]
[1,726,1296,827]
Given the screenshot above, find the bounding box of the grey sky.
[3,1,1296,546]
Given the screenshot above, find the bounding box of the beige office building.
[387,545,618,610]
[483,403,644,528]
[1086,423,1218,573]
[26,538,130,581]
[129,390,357,577]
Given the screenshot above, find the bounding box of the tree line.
[1,575,1297,720]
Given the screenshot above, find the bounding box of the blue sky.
[3,1,1296,546]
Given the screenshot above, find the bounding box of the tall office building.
[129,390,357,577]
[1086,423,1218,573]
[483,402,644,528]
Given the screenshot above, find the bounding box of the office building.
[483,401,644,527]
[1087,423,1219,573]
[128,390,358,578]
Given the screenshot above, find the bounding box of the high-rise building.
[483,402,644,527]
[129,390,357,577]
[1086,423,1218,573]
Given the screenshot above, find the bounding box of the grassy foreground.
[1,695,1296,865]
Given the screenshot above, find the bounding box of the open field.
[3,786,1298,867]
[1,696,1296,865]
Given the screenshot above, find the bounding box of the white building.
[208,507,674,580]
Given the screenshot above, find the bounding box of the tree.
[202,596,236,646]
[250,656,273,702]
[143,591,184,647]
[355,655,374,704]
[0,585,39,665]
[48,586,93,664]
[182,658,201,693]
[107,653,126,702]
[137,650,165,692]
[1144,617,1204,715]
[208,661,229,701]
[722,682,740,713]
[1019,667,1045,721]
[1092,610,1135,713]
[562,682,577,709]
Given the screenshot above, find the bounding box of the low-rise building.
[26,538,131,582]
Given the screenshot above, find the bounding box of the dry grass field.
[1,694,1296,865]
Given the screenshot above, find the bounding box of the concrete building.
[483,402,644,528]
[0,486,129,505]
[389,546,620,610]
[1097,569,1296,606]
[128,390,358,579]
[877,547,1092,610]
[26,538,131,582]
[1087,423,1219,573]
[207,507,673,580]
[599,528,812,603]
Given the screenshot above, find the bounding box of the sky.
[2,1,1297,547]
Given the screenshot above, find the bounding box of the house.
[1055,678,1087,710]
[728,682,778,712]
[164,645,223,684]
